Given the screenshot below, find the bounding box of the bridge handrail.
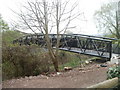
[72,34,118,40]
[13,33,118,41]
[34,34,118,40]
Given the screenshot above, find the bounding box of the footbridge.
[13,34,120,60]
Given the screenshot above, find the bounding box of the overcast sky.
[0,0,110,35]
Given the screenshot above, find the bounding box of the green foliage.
[2,45,51,80]
[2,30,26,45]
[58,51,91,70]
[0,15,27,45]
[94,2,120,39]
[107,66,120,79]
[0,14,9,32]
[104,33,116,38]
[58,51,69,65]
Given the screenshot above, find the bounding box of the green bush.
[107,66,120,79]
[2,45,51,80]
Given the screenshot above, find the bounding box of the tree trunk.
[53,57,59,72]
[48,50,59,72]
[43,1,59,72]
[44,33,59,72]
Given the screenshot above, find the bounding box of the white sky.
[0,0,110,35]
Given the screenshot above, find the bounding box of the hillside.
[2,30,28,44]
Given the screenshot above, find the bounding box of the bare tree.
[94,1,120,39]
[17,0,82,72]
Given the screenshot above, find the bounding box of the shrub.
[107,66,120,79]
[2,45,51,80]
[58,51,69,64]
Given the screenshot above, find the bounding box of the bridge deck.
[58,47,110,59]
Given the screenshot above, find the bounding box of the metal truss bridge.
[13,34,120,60]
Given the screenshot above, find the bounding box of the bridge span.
[13,34,120,60]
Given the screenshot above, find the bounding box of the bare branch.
[16,0,82,72]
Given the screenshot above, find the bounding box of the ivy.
[107,66,120,79]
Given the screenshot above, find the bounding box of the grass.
[57,51,100,71]
[59,52,101,71]
[59,59,80,70]
[49,52,85,72]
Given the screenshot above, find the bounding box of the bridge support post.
[109,41,112,61]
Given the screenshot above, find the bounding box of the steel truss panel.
[13,34,120,60]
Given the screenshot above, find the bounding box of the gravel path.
[2,63,110,88]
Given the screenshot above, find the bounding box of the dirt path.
[2,63,110,88]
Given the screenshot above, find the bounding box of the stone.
[85,61,89,64]
[100,64,107,67]
[78,68,84,71]
[57,72,61,75]
[116,56,120,59]
[24,84,27,86]
[81,71,86,73]
[89,61,92,63]
[115,62,119,65]
[51,74,56,77]
[96,64,100,68]
[41,75,49,79]
[29,76,33,79]
[25,76,29,79]
[64,67,72,71]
